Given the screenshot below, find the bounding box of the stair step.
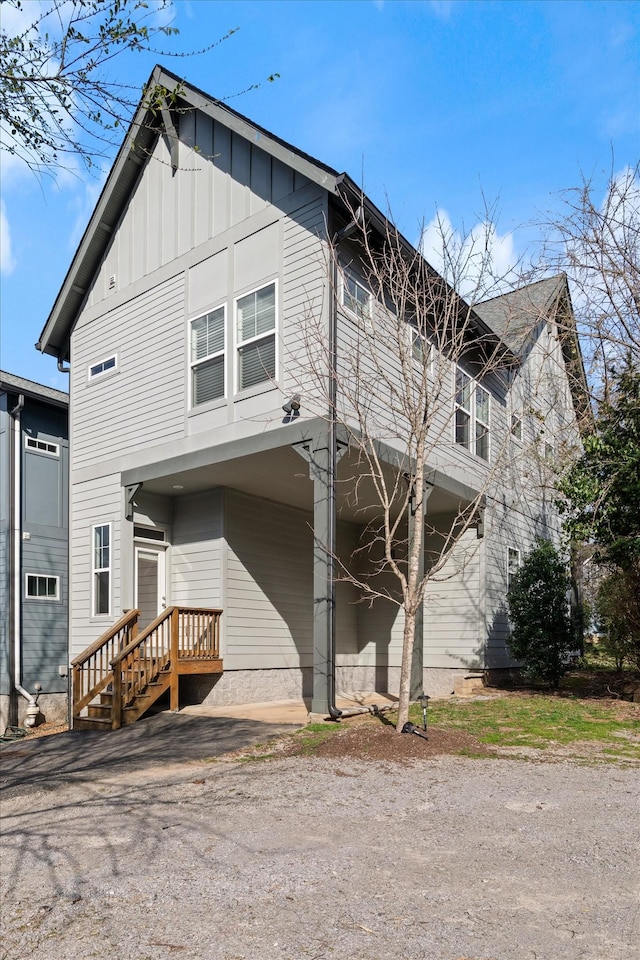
[73,716,112,731]
[88,704,112,719]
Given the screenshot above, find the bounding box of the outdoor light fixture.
[418,693,430,732]
[282,394,301,423]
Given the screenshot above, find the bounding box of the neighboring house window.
[507,547,521,591]
[93,523,111,616]
[190,306,225,405]
[510,413,522,441]
[25,436,60,456]
[88,355,117,379]
[342,271,371,322]
[455,369,490,461]
[236,283,276,390]
[25,574,59,600]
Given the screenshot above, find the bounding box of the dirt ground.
[1,709,639,960]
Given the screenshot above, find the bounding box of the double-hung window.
[191,306,225,406]
[93,523,111,616]
[236,283,276,390]
[455,368,490,461]
[342,272,371,322]
[507,547,521,591]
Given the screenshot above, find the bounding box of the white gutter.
[9,395,39,727]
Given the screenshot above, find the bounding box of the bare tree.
[296,201,552,731]
[535,162,640,402]
[0,0,278,176]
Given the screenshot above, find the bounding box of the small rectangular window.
[342,272,371,322]
[25,574,60,600]
[507,547,521,591]
[89,355,117,379]
[236,283,276,391]
[190,306,225,406]
[92,523,111,616]
[25,436,60,457]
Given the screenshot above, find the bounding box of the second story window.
[236,283,276,391]
[191,306,225,406]
[455,369,490,461]
[342,272,371,322]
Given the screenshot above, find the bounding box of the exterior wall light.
[282,394,301,423]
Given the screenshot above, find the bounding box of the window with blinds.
[190,306,225,406]
[236,283,276,390]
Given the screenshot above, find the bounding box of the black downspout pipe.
[327,207,364,720]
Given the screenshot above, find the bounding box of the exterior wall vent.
[108,274,116,290]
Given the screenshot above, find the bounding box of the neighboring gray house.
[35,68,590,728]
[0,372,69,730]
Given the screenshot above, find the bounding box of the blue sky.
[1,0,638,390]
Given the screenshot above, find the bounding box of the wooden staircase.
[71,606,223,731]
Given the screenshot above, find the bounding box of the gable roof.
[476,274,594,432]
[36,65,511,365]
[36,65,343,361]
[0,370,68,408]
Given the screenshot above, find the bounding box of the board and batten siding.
[89,112,312,309]
[70,474,122,660]
[171,490,224,611]
[71,274,186,468]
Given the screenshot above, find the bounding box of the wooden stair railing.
[72,607,223,730]
[71,609,139,721]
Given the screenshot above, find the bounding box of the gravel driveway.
[1,718,638,960]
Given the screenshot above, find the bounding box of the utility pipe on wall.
[9,395,39,727]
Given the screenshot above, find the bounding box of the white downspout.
[9,395,39,728]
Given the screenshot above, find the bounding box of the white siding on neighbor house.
[71,274,186,469]
[171,490,224,610]
[70,474,122,660]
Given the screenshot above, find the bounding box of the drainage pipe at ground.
[9,394,39,728]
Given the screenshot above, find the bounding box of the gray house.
[36,68,590,729]
[0,372,69,730]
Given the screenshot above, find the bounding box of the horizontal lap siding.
[70,475,122,660]
[72,275,185,467]
[225,490,313,670]
[282,194,327,398]
[424,528,483,669]
[21,536,68,691]
[171,490,223,608]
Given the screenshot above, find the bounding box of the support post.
[170,607,179,712]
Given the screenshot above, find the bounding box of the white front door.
[135,545,166,629]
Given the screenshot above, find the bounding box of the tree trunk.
[396,608,416,731]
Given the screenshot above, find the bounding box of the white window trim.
[507,546,521,591]
[234,280,278,395]
[88,354,118,381]
[25,436,60,457]
[510,411,523,443]
[454,367,491,461]
[189,304,226,409]
[341,269,372,326]
[91,522,111,618]
[25,573,60,600]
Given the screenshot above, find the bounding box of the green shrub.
[507,540,574,687]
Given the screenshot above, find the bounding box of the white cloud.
[68,175,107,250]
[0,200,16,275]
[421,208,519,301]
